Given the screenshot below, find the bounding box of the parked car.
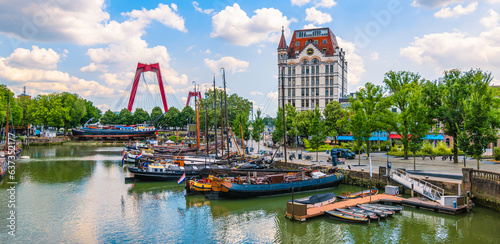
[331,148,355,159]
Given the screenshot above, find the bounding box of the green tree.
[407,86,434,171]
[308,105,326,161]
[349,83,391,163]
[383,71,424,159]
[272,107,284,145]
[323,100,348,144]
[17,95,31,126]
[118,108,133,125]
[285,104,297,146]
[252,109,265,152]
[80,100,102,125]
[426,69,493,163]
[457,71,499,170]
[295,110,314,138]
[164,107,181,129]
[180,106,195,129]
[133,108,150,124]
[150,106,164,127]
[100,110,119,125]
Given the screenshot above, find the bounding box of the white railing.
[391,169,445,202]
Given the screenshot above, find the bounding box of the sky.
[0,0,499,117]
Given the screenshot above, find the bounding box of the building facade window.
[296,41,300,46]
[323,39,327,44]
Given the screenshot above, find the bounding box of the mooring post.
[291,187,295,220]
[466,191,470,213]
[411,183,414,198]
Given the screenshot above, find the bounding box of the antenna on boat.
[84,118,94,128]
[213,74,218,159]
[221,67,230,164]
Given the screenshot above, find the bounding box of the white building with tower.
[277,27,348,112]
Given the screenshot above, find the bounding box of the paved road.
[238,140,500,176]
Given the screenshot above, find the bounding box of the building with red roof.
[277,27,348,112]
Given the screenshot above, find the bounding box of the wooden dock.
[286,194,468,221]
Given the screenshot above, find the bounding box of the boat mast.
[281,64,287,164]
[240,115,245,160]
[213,75,218,158]
[220,97,225,159]
[204,88,208,154]
[195,83,200,154]
[221,68,230,163]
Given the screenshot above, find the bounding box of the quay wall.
[274,161,461,197]
[463,168,500,211]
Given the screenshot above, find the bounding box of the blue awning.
[370,136,388,141]
[423,134,444,140]
[337,136,387,141]
[337,136,354,141]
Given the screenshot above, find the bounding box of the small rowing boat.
[360,204,403,213]
[349,206,387,218]
[336,208,379,220]
[357,204,395,216]
[325,210,369,223]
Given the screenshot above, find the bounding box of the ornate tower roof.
[277,26,287,50]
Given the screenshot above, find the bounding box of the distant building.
[17,86,31,99]
[277,27,348,112]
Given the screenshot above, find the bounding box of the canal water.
[0,145,499,243]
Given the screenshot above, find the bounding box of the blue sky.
[0,0,499,117]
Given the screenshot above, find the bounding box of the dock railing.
[391,169,445,202]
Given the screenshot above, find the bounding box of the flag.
[136,153,143,160]
[178,172,186,185]
[369,153,372,178]
[122,150,126,166]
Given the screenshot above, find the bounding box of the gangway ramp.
[390,169,445,203]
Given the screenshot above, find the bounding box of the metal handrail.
[392,169,445,201]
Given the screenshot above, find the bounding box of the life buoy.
[396,190,400,195]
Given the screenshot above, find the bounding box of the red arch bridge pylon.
[127,63,169,112]
[186,91,201,106]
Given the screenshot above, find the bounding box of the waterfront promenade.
[243,140,500,177]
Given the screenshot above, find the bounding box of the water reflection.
[0,145,498,243]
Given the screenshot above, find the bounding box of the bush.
[302,138,333,152]
[494,148,500,161]
[388,141,462,157]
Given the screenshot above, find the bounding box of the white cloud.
[316,0,337,8]
[203,49,211,54]
[204,56,249,74]
[305,7,332,25]
[125,3,187,33]
[186,45,195,51]
[5,46,61,70]
[411,0,463,8]
[370,52,380,61]
[481,9,500,28]
[80,62,108,73]
[291,0,312,6]
[210,4,294,46]
[0,1,186,45]
[337,37,365,86]
[250,91,264,95]
[303,23,319,29]
[291,0,337,8]
[0,57,115,97]
[434,2,478,18]
[192,1,214,15]
[257,49,262,54]
[400,17,500,72]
